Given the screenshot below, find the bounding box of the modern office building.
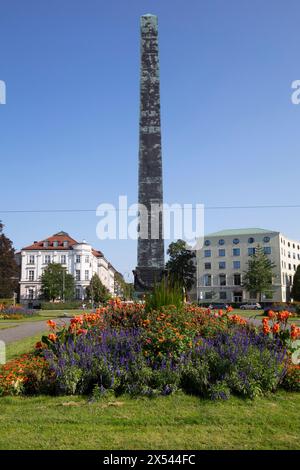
[19,231,119,303]
[196,228,300,303]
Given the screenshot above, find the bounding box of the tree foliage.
[41,263,75,301]
[166,239,196,292]
[242,245,276,302]
[0,221,19,298]
[85,273,110,304]
[291,265,300,301]
[114,272,134,300]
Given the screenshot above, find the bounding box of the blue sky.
[1,0,300,278]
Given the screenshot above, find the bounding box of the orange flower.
[47,319,57,329]
[35,341,43,349]
[263,325,271,335]
[272,323,280,334]
[268,310,276,319]
[291,324,300,340]
[226,306,233,313]
[48,333,57,342]
[77,328,88,336]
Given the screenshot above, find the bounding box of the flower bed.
[0,304,35,319]
[0,302,299,399]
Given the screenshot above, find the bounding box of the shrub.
[281,364,300,392]
[40,301,85,310]
[180,329,287,399]
[145,278,183,312]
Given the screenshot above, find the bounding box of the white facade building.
[19,231,117,303]
[196,228,300,304]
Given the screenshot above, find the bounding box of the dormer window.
[43,241,49,248]
[53,240,59,247]
[63,241,69,248]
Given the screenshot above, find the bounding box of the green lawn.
[0,392,299,450]
[0,309,80,324]
[0,324,17,330]
[232,309,300,325]
[1,321,300,450]
[6,331,48,361]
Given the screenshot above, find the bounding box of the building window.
[220,291,227,300]
[264,247,271,255]
[85,256,89,263]
[234,274,241,286]
[294,265,296,271]
[204,250,211,258]
[85,270,89,281]
[44,255,51,264]
[288,252,291,258]
[204,240,211,246]
[28,270,34,281]
[76,270,80,281]
[43,241,49,248]
[204,274,212,287]
[53,241,58,247]
[233,261,240,269]
[293,253,296,259]
[61,255,66,264]
[219,274,226,286]
[248,237,255,244]
[248,248,255,256]
[204,262,211,270]
[219,249,225,257]
[76,255,81,263]
[288,263,292,270]
[28,288,34,300]
[205,292,212,300]
[263,236,270,243]
[63,241,69,248]
[288,242,290,247]
[219,262,226,269]
[75,287,81,300]
[28,255,35,264]
[233,248,240,256]
[218,239,225,245]
[233,238,240,244]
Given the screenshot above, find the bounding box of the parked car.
[240,303,262,310]
[209,303,229,310]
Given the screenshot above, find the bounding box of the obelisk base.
[133,266,165,294]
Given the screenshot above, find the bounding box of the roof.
[22,232,78,251]
[92,249,104,258]
[205,228,279,237]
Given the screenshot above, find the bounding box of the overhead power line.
[0,204,300,214]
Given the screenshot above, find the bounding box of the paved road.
[0,318,70,344]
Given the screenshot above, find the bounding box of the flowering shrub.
[180,329,287,399]
[0,354,50,396]
[1,302,299,400]
[281,363,300,392]
[0,305,34,319]
[42,328,179,396]
[261,310,300,355]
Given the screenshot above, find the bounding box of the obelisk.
[134,14,165,293]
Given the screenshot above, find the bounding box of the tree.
[114,272,134,300]
[41,263,75,301]
[291,265,300,301]
[242,245,276,302]
[0,221,19,298]
[166,239,196,292]
[86,274,110,304]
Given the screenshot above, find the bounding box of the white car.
[240,303,261,310]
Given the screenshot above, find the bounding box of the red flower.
[272,323,280,334]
